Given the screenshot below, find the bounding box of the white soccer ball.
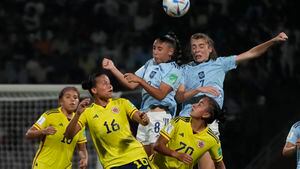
[163,0,190,17]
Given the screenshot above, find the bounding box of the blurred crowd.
[0,0,299,168]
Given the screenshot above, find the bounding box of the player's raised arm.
[235,32,288,64]
[65,98,90,139]
[102,58,139,89]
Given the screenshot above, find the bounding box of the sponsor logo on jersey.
[112,107,120,114]
[93,114,99,119]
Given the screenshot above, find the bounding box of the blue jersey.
[286,121,300,169]
[135,59,182,116]
[179,56,237,117]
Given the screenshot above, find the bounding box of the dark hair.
[156,31,185,66]
[202,95,224,124]
[58,87,80,100]
[81,72,106,96]
[190,33,218,60]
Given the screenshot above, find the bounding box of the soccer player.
[102,32,183,156]
[25,87,88,169]
[150,95,226,169]
[176,32,288,169]
[282,121,300,169]
[65,72,152,169]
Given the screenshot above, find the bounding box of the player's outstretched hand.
[102,58,115,70]
[140,112,149,126]
[42,126,57,135]
[174,152,193,165]
[79,157,88,169]
[76,98,90,115]
[124,73,142,83]
[274,32,288,42]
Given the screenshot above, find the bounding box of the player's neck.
[191,118,207,133]
[95,97,109,107]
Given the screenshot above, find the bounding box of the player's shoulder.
[292,121,300,129]
[173,116,191,123]
[45,108,60,116]
[207,128,220,144]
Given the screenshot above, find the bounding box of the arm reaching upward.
[236,32,288,64]
[102,58,139,89]
[65,98,90,139]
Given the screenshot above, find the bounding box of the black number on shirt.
[175,142,194,155]
[104,119,120,134]
[61,136,73,144]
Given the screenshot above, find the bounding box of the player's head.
[153,32,183,65]
[190,33,218,63]
[82,72,113,100]
[58,87,80,113]
[190,95,221,124]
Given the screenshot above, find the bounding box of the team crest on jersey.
[149,71,157,78]
[198,71,205,79]
[112,107,119,114]
[197,140,205,148]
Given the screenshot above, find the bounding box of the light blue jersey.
[179,55,237,117]
[286,121,300,169]
[135,59,182,116]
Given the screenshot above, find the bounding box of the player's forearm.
[65,114,80,139]
[154,142,177,158]
[78,144,88,162]
[110,67,138,89]
[236,38,276,64]
[139,80,167,100]
[25,128,44,139]
[282,145,297,157]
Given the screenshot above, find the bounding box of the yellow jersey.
[32,107,87,169]
[150,117,223,169]
[78,98,148,169]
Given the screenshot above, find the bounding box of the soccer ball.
[163,0,190,17]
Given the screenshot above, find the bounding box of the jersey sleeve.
[33,113,48,130]
[123,99,139,119]
[286,123,300,144]
[160,118,178,140]
[78,110,88,129]
[77,127,87,144]
[208,142,223,162]
[218,55,237,72]
[135,60,151,78]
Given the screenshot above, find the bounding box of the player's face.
[60,89,79,113]
[191,38,212,63]
[190,97,211,119]
[152,40,173,64]
[93,75,113,99]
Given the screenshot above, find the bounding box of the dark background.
[0,0,299,168]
